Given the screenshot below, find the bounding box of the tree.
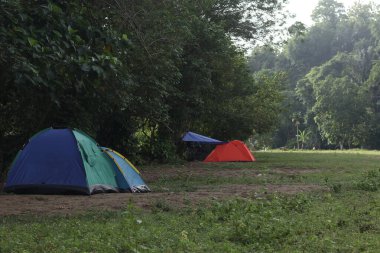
[297,129,311,149]
[107,0,289,159]
[0,0,290,173]
[305,53,372,148]
[291,113,302,149]
[0,1,129,175]
[311,0,346,25]
[248,1,380,149]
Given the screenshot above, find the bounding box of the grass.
[149,150,380,192]
[1,150,380,252]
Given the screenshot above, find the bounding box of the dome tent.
[204,140,256,162]
[3,128,150,194]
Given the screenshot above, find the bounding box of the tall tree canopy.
[0,0,287,177]
[248,0,380,150]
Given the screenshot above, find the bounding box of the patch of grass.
[150,174,266,192]
[356,168,380,192]
[1,150,380,252]
[148,150,380,192]
[152,199,172,212]
[1,192,379,252]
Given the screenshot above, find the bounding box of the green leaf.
[75,35,82,43]
[122,34,128,41]
[53,30,62,38]
[68,26,76,34]
[13,26,26,34]
[27,37,38,47]
[50,3,63,14]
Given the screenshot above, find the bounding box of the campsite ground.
[0,163,325,216]
[1,150,380,252]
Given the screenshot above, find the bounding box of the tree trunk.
[296,124,299,150]
[0,135,4,182]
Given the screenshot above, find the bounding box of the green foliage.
[296,129,312,149]
[249,1,380,149]
[356,169,380,192]
[0,1,132,177]
[311,0,345,24]
[0,0,288,171]
[250,71,285,134]
[305,56,372,148]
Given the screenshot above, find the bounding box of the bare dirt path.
[0,164,325,216]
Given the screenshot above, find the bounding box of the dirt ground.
[0,164,325,216]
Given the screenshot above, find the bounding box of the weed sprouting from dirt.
[152,199,172,212]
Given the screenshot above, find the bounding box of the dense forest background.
[0,0,287,179]
[1,0,380,180]
[249,0,380,150]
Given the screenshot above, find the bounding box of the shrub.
[356,169,380,192]
[330,183,343,193]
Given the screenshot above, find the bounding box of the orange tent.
[203,140,256,162]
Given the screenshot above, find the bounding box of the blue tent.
[4,128,150,194]
[5,128,90,194]
[182,131,224,144]
[102,148,150,193]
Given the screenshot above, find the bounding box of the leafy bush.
[356,169,380,192]
[330,183,343,193]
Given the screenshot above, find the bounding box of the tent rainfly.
[181,131,224,144]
